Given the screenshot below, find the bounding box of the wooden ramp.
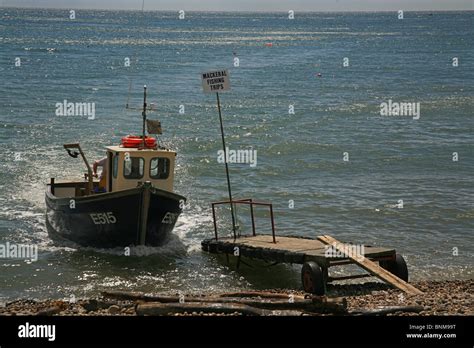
[318,235,423,295]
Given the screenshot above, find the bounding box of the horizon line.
[1,6,473,13]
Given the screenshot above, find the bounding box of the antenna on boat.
[142,84,147,148]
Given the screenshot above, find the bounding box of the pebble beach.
[0,280,471,316]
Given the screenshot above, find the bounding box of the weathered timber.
[233,298,346,313]
[209,297,345,312]
[136,302,265,316]
[218,291,303,299]
[317,235,423,295]
[135,299,345,316]
[102,290,183,303]
[351,305,424,316]
[102,290,346,313]
[103,290,305,301]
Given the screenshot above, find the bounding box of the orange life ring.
[121,135,157,148]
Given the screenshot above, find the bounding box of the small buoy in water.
[316,72,322,77]
[264,42,273,47]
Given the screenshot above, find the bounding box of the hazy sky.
[1,0,473,11]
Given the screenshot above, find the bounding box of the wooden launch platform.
[202,234,395,268]
[202,234,422,296]
[202,199,423,296]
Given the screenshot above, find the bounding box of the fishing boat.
[45,86,186,247]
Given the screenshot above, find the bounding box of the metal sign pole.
[216,92,237,239]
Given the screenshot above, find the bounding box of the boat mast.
[142,85,147,148]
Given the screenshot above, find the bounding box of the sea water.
[0,9,472,300]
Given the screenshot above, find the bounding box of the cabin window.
[150,157,170,179]
[113,155,118,179]
[123,157,144,179]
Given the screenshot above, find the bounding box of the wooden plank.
[317,235,423,295]
[208,235,327,264]
[204,235,395,259]
[133,292,347,315]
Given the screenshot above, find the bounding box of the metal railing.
[211,198,276,243]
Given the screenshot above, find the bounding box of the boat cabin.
[49,141,177,198]
[104,146,176,193]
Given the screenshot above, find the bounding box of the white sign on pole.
[201,69,230,93]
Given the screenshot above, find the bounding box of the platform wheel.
[379,254,409,282]
[301,261,326,295]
